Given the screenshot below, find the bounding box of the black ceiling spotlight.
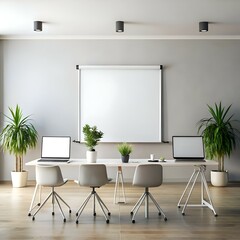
[199,21,208,32]
[34,21,42,32]
[116,21,124,33]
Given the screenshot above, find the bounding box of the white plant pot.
[86,151,97,163]
[211,170,228,187]
[11,170,28,188]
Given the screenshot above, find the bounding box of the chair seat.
[75,164,111,224]
[78,164,109,187]
[131,164,167,223]
[42,178,68,187]
[31,165,71,222]
[133,164,163,188]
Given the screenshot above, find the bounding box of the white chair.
[75,164,111,224]
[32,165,71,222]
[130,164,167,223]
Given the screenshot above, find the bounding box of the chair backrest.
[78,164,108,187]
[36,165,64,187]
[133,164,163,188]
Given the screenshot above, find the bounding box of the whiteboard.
[77,65,162,142]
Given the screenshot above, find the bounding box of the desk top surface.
[26,158,218,167]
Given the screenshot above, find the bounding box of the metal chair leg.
[95,193,110,223]
[131,189,167,223]
[28,184,41,216]
[76,188,110,224]
[131,193,147,223]
[76,192,92,220]
[32,188,71,222]
[54,193,66,222]
[130,192,145,214]
[32,191,53,220]
[55,191,71,213]
[148,192,167,220]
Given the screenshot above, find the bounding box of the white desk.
[26,159,218,216]
[26,158,216,167]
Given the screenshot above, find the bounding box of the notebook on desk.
[172,136,205,162]
[38,136,71,162]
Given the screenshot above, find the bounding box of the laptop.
[38,136,71,162]
[172,136,205,162]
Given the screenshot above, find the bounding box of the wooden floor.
[0,181,240,240]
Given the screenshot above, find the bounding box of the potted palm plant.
[197,102,239,186]
[118,142,132,163]
[82,124,104,163]
[0,105,38,187]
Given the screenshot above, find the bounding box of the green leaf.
[197,102,239,171]
[0,105,38,172]
[82,124,104,151]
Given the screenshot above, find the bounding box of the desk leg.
[181,169,200,215]
[28,184,41,216]
[200,169,218,216]
[177,169,198,207]
[178,165,217,216]
[114,166,126,204]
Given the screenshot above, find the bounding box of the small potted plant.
[197,102,239,186]
[0,105,38,187]
[82,124,104,163]
[118,142,132,163]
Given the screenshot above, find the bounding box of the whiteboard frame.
[77,65,162,143]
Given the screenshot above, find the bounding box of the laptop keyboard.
[38,159,69,162]
[174,159,206,162]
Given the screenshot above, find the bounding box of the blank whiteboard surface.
[172,136,205,159]
[78,66,162,142]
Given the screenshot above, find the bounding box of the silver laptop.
[38,136,71,162]
[172,136,205,161]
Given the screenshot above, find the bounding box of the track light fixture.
[116,21,124,33]
[199,21,208,32]
[34,21,42,32]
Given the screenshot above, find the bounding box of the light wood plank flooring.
[0,181,240,240]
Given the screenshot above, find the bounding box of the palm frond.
[197,102,239,171]
[0,105,38,172]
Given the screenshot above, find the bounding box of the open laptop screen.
[172,136,205,160]
[41,136,71,159]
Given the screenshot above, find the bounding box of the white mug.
[150,154,154,160]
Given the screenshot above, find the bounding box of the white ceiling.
[1,0,240,39]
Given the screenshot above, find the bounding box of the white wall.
[1,39,240,182]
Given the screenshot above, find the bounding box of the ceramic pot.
[11,170,28,188]
[211,170,228,187]
[86,150,97,163]
[121,155,129,163]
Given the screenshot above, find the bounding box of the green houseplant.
[118,142,132,163]
[197,102,239,186]
[0,105,38,187]
[82,124,104,163]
